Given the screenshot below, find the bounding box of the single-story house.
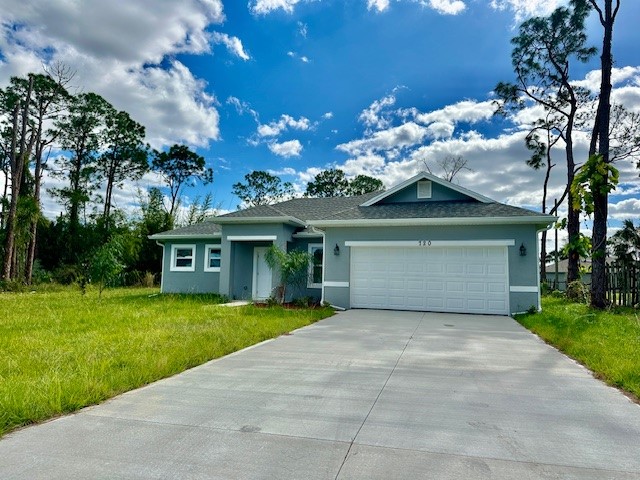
[150,172,555,315]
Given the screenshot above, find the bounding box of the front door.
[252,246,272,300]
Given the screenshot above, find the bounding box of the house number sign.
[418,240,432,246]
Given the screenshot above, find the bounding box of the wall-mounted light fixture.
[334,243,340,256]
[519,243,527,256]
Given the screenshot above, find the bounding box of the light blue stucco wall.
[322,224,542,314]
[380,182,470,203]
[288,237,323,302]
[160,240,221,294]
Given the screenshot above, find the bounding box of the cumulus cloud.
[269,139,303,157]
[258,114,311,137]
[359,94,397,130]
[608,199,640,220]
[367,0,391,12]
[424,0,466,15]
[489,0,560,21]
[337,122,431,155]
[211,32,250,60]
[0,0,226,148]
[250,0,301,14]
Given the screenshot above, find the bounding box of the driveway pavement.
[1,310,640,479]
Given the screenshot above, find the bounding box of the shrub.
[566,280,589,303]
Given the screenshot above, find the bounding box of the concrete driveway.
[1,310,640,479]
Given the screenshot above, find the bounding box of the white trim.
[509,286,539,293]
[215,216,306,227]
[309,216,556,228]
[324,281,349,288]
[157,241,165,292]
[417,180,432,199]
[345,240,516,248]
[203,244,221,273]
[170,244,196,272]
[227,235,277,241]
[307,243,323,289]
[360,171,494,206]
[150,233,220,240]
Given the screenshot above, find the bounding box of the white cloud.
[367,0,391,12]
[337,122,431,155]
[0,0,225,149]
[608,199,640,220]
[250,0,301,14]
[359,94,397,130]
[258,114,311,137]
[323,112,334,119]
[415,100,495,125]
[287,50,310,63]
[211,32,250,60]
[269,139,303,157]
[226,96,260,122]
[424,0,466,15]
[490,0,559,21]
[300,56,310,63]
[297,21,308,38]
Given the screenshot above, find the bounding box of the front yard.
[0,287,334,437]
[516,296,640,400]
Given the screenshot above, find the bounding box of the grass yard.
[0,287,334,437]
[515,296,640,400]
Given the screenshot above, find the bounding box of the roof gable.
[361,171,493,206]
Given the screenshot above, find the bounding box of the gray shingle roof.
[150,221,221,238]
[216,191,381,221]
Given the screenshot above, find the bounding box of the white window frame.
[204,244,221,272]
[170,244,196,272]
[417,180,432,199]
[308,243,323,289]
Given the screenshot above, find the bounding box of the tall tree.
[423,155,473,182]
[232,170,293,208]
[98,107,148,233]
[305,168,349,197]
[151,144,212,220]
[609,219,640,266]
[24,71,71,283]
[346,174,384,196]
[495,2,595,284]
[1,75,35,280]
[51,92,111,245]
[135,187,173,275]
[584,0,621,308]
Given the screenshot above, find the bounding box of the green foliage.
[565,279,590,303]
[571,154,619,215]
[0,287,334,436]
[515,296,640,398]
[90,236,125,297]
[305,168,383,197]
[561,233,591,261]
[610,219,640,266]
[151,144,212,218]
[231,171,294,207]
[264,245,313,304]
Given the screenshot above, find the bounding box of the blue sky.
[0,0,639,240]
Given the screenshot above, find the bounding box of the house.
[150,172,556,315]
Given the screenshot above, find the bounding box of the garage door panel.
[350,246,509,315]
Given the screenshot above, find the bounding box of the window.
[171,244,196,272]
[308,244,323,288]
[417,180,432,199]
[204,244,221,272]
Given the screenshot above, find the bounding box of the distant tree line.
[0,68,212,288]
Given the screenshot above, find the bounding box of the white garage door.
[350,246,509,315]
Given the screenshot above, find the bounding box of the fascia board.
[308,215,557,228]
[213,216,306,227]
[148,233,222,241]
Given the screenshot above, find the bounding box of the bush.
[141,271,156,288]
[53,264,82,285]
[566,280,589,303]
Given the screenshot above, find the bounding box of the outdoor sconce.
[334,243,340,256]
[519,243,527,256]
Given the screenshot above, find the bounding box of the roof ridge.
[264,202,307,223]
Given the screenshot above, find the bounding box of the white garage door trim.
[350,245,510,315]
[345,239,515,247]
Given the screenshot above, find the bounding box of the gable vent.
[417,180,432,199]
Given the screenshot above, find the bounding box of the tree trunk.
[565,111,581,284]
[590,0,617,309]
[2,103,21,281]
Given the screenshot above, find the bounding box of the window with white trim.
[170,244,196,272]
[417,180,432,199]
[204,244,221,272]
[308,244,323,289]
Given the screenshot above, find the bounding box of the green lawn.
[0,287,334,437]
[515,296,640,400]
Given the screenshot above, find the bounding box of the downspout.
[156,241,165,293]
